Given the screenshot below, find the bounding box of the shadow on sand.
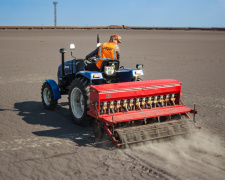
[14,101,114,149]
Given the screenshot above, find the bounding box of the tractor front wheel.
[41,82,58,110]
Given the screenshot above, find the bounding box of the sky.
[0,0,225,27]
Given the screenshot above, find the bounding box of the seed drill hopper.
[89,79,198,147]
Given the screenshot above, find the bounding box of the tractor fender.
[76,71,103,83]
[45,79,61,100]
[122,68,144,76]
[117,69,144,82]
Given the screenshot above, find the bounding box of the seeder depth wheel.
[93,121,103,139]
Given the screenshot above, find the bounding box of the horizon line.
[0,26,225,31]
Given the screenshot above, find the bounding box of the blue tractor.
[41,36,144,126]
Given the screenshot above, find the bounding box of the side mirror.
[136,64,143,70]
[70,44,75,52]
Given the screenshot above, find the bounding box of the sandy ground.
[0,29,225,180]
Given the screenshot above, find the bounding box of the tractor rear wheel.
[69,77,91,126]
[41,82,58,110]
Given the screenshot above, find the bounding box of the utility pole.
[53,2,58,26]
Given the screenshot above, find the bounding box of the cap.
[110,34,121,43]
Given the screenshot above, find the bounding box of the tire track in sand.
[122,132,225,180]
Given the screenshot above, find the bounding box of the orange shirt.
[96,42,119,69]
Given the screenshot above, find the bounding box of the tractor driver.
[85,34,121,71]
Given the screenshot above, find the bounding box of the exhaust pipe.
[97,34,100,43]
[59,48,66,76]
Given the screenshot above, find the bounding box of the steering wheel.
[87,56,98,63]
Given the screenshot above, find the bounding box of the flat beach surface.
[0,29,225,179]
